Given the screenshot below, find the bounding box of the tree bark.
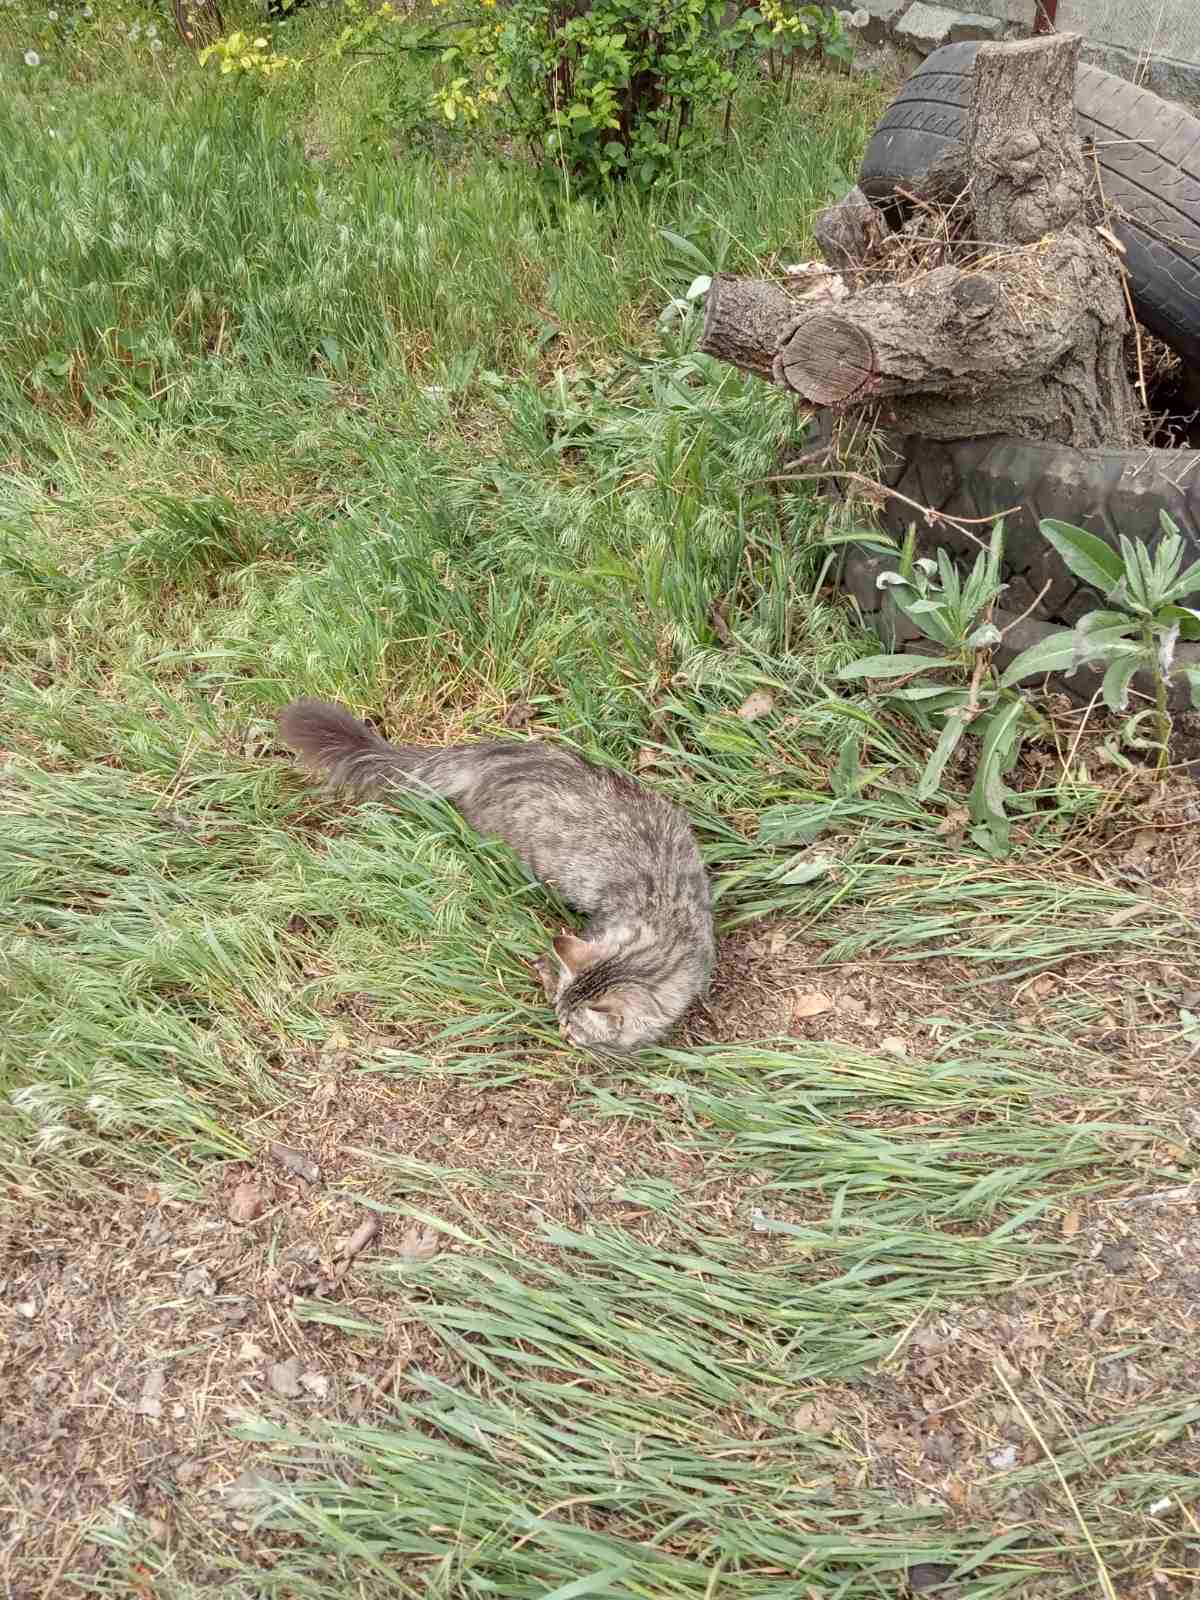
[698,276,803,383]
[699,33,1137,451]
[969,35,1087,244]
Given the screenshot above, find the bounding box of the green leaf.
[778,854,837,885]
[972,697,1025,825]
[966,623,1001,649]
[1075,609,1138,634]
[891,591,958,648]
[658,229,712,272]
[885,684,966,703]
[999,629,1076,686]
[1071,626,1145,666]
[1039,519,1125,596]
[1180,665,1200,710]
[1117,707,1163,752]
[1117,533,1155,611]
[969,818,1010,858]
[831,730,862,798]
[916,714,966,802]
[838,653,953,680]
[1100,652,1141,712]
[1162,605,1200,642]
[817,531,900,553]
[317,335,346,375]
[757,802,838,845]
[1162,558,1200,604]
[540,1565,633,1600]
[695,716,755,753]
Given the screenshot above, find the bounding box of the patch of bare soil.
[689,923,1197,1094]
[787,1171,1200,1597]
[0,1061,750,1596]
[2,885,1197,1596]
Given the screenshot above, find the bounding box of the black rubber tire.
[867,431,1200,625]
[836,429,1200,703]
[859,42,1200,373]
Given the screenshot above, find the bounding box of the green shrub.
[1001,515,1200,774]
[196,0,862,194]
[434,0,860,190]
[837,525,1046,857]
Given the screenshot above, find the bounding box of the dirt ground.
[3,797,1199,1598]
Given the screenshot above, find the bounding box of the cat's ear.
[552,932,606,978]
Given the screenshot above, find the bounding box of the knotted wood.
[700,33,1137,450]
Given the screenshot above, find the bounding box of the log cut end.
[775,317,876,405]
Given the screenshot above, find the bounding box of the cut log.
[697,277,804,383]
[699,32,1137,452]
[969,36,1089,244]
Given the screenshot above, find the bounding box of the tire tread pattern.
[873,433,1200,620]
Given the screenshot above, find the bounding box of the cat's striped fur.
[277,699,715,1051]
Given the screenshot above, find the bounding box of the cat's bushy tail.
[278,699,417,794]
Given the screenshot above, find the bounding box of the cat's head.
[547,932,688,1053]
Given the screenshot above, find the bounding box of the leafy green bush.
[757,2,862,99]
[196,0,863,193]
[433,0,862,189]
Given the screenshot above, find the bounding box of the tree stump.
[700,34,1137,451]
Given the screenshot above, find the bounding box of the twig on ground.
[998,580,1054,638]
[993,1362,1118,1600]
[329,1213,382,1286]
[758,466,1017,553]
[709,599,735,647]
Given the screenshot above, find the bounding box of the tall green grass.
[0,58,872,408]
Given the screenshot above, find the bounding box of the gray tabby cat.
[277,700,715,1052]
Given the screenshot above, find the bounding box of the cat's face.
[545,932,673,1053]
[559,987,668,1053]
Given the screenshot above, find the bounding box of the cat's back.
[459,739,705,912]
[483,739,692,838]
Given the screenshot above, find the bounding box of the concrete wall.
[1058,0,1200,63]
[959,0,1035,21]
[941,0,1200,57]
